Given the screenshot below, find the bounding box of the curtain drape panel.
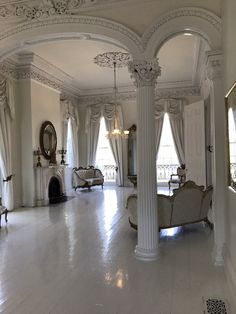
[61,99,80,167]
[0,76,14,210]
[85,105,101,166]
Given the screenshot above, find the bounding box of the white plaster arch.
[0,15,143,61]
[143,7,221,57]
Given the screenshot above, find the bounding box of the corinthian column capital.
[128,58,161,87]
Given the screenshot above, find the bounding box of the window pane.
[156,113,179,181]
[66,118,75,167]
[95,117,116,182]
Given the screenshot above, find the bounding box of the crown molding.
[156,86,200,99]
[78,85,200,105]
[0,57,80,97]
[0,55,200,102]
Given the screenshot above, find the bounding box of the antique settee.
[73,166,104,190]
[126,181,213,230]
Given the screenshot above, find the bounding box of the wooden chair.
[0,197,8,228]
[168,166,186,190]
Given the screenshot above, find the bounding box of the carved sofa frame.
[126,181,213,230]
[73,166,104,191]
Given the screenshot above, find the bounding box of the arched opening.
[155,32,211,188]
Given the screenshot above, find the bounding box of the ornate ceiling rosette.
[94,51,131,68]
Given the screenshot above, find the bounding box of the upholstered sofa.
[126,181,213,230]
[73,166,104,190]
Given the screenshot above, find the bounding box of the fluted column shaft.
[206,52,226,265]
[128,59,161,261]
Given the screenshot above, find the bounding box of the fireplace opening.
[48,176,67,204]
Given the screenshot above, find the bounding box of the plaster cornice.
[0,58,80,97]
[78,85,200,105]
[0,56,200,101]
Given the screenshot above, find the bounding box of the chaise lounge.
[126,181,213,230]
[73,166,104,190]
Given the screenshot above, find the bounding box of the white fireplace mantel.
[34,165,67,206]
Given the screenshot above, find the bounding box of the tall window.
[66,118,74,167]
[228,108,236,179]
[156,113,179,182]
[95,117,116,182]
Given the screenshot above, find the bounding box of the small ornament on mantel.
[33,147,42,167]
[58,148,67,165]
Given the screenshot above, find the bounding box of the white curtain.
[168,100,185,164]
[61,99,80,167]
[154,98,185,163]
[85,105,101,166]
[103,104,124,186]
[0,76,14,210]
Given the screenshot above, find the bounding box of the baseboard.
[224,248,236,311]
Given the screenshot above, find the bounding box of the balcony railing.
[99,164,179,183]
[102,165,117,182]
[156,164,179,181]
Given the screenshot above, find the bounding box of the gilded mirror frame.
[225,82,236,190]
[39,121,57,160]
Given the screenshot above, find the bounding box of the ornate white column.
[128,59,161,261]
[206,51,227,265]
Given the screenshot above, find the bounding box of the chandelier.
[94,51,131,139]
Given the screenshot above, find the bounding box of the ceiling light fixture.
[94,51,131,139]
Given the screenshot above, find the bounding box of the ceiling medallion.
[94,51,131,139]
[94,51,131,68]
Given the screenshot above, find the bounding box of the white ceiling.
[21,33,204,94]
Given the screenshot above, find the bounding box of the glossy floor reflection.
[0,186,232,314]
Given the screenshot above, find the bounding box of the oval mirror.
[40,121,57,160]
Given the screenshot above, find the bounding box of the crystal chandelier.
[94,51,131,139]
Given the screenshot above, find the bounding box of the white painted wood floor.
[0,186,232,314]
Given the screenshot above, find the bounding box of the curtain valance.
[85,103,123,133]
[154,99,184,120]
[61,99,79,128]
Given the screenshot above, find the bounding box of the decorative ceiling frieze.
[0,55,201,103]
[78,85,201,105]
[0,58,80,97]
[0,0,129,22]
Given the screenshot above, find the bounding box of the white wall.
[222,0,236,302]
[19,80,62,206]
[19,79,34,206]
[31,81,61,153]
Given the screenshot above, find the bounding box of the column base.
[135,245,159,261]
